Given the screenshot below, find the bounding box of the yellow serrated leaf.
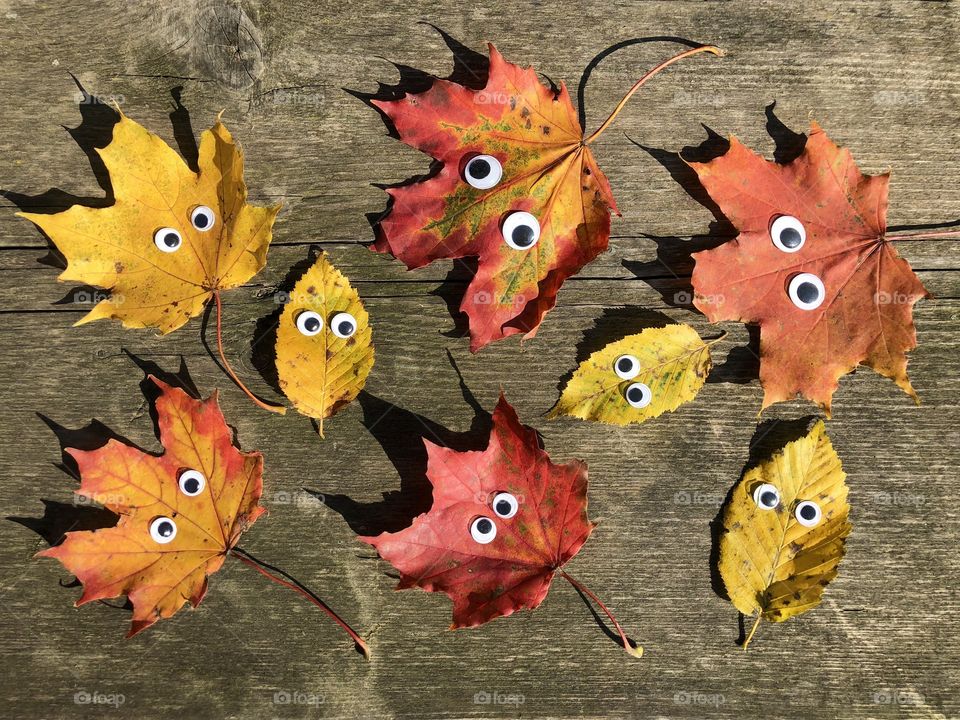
[546,324,716,425]
[18,112,280,333]
[718,420,851,648]
[275,253,374,437]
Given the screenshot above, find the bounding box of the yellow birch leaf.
[718,420,852,648]
[17,111,280,333]
[547,324,717,425]
[275,253,374,436]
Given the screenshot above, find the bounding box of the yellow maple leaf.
[18,111,281,334]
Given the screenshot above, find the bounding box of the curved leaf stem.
[212,291,286,415]
[231,548,370,659]
[559,569,643,657]
[584,44,725,145]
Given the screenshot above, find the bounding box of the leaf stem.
[584,44,725,145]
[883,229,960,242]
[212,291,286,415]
[559,569,642,657]
[703,329,728,346]
[231,548,370,659]
[743,613,762,650]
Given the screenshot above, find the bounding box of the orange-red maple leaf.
[38,376,264,636]
[373,43,720,351]
[689,122,930,414]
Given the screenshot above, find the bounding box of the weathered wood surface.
[1,1,958,718]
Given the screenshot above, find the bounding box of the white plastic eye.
[190,205,216,232]
[153,227,182,253]
[464,155,503,190]
[178,469,206,496]
[795,500,822,527]
[330,312,357,339]
[624,382,652,409]
[295,311,323,336]
[502,211,540,250]
[613,354,640,380]
[752,483,781,510]
[469,516,497,544]
[770,215,806,253]
[491,492,519,519]
[149,516,177,544]
[787,273,825,310]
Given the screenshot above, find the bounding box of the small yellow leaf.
[547,324,715,425]
[275,253,374,436]
[718,420,851,648]
[18,112,280,334]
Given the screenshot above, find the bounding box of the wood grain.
[0,1,958,718]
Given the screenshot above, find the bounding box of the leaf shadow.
[709,416,819,646]
[575,36,707,132]
[1,74,120,272]
[314,351,491,538]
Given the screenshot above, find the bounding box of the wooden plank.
[0,1,958,719]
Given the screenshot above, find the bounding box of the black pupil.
[761,491,778,507]
[304,316,320,332]
[194,212,209,228]
[476,518,492,534]
[800,504,817,520]
[469,158,491,179]
[512,224,535,247]
[617,358,633,373]
[184,478,200,494]
[797,281,820,304]
[780,227,802,248]
[164,232,179,247]
[496,499,512,515]
[338,321,355,336]
[627,386,644,403]
[158,521,173,537]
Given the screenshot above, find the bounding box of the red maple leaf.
[688,122,931,414]
[372,43,721,351]
[360,394,640,656]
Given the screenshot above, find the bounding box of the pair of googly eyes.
[769,215,826,311]
[612,355,653,409]
[462,155,540,252]
[153,206,217,253]
[295,310,358,339]
[147,469,208,544]
[468,491,520,544]
[752,483,823,527]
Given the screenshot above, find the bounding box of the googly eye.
[787,273,825,310]
[491,492,519,519]
[153,227,182,253]
[613,354,641,380]
[330,312,357,339]
[178,469,206,496]
[295,311,323,336]
[770,215,806,253]
[469,516,497,544]
[464,155,503,190]
[795,500,822,527]
[624,382,652,409]
[149,516,177,544]
[502,211,540,250]
[752,483,781,510]
[190,205,216,232]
